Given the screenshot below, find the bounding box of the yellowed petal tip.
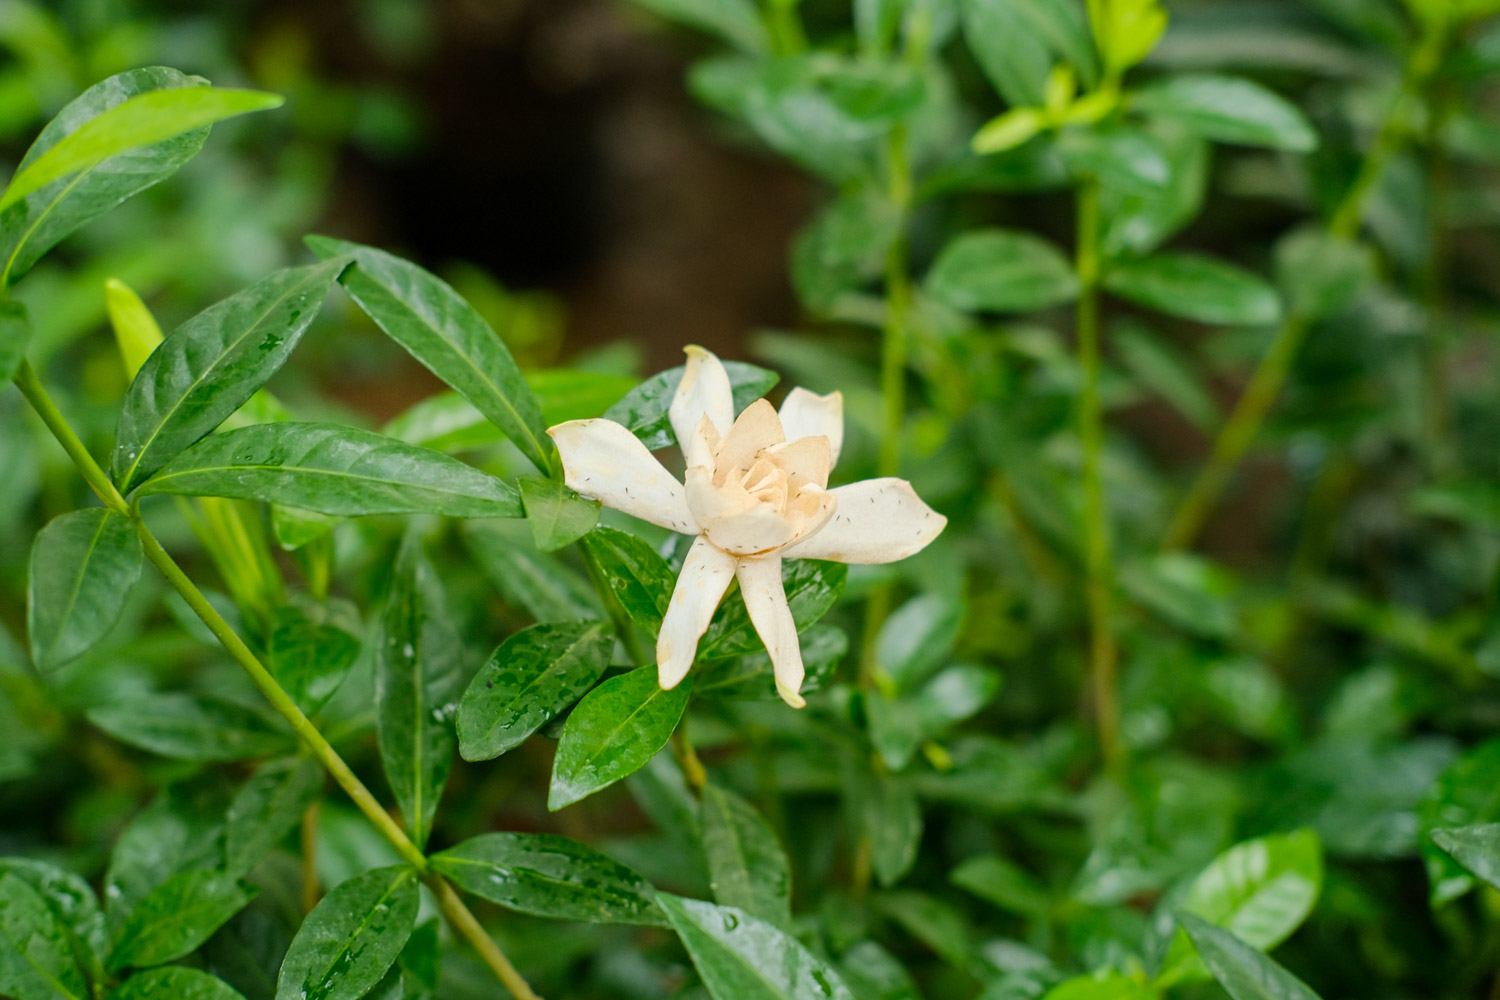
[778,684,807,709]
[684,344,710,358]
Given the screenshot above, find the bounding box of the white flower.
[547,346,946,707]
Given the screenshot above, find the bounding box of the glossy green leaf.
[305,236,553,474]
[657,893,856,1000]
[463,521,601,622]
[0,872,88,1000]
[1157,829,1323,986]
[1104,253,1282,326]
[0,69,209,286]
[107,967,248,1000]
[580,527,675,637]
[1,86,281,211]
[0,860,107,988]
[27,508,143,670]
[224,758,324,879]
[112,259,347,491]
[383,372,636,453]
[0,300,27,382]
[603,361,780,451]
[626,0,769,53]
[1130,75,1317,152]
[266,604,362,715]
[1100,126,1209,257]
[135,422,523,518]
[549,666,691,810]
[867,663,1000,770]
[925,229,1079,314]
[519,475,601,552]
[275,866,418,1000]
[1179,915,1324,1000]
[458,620,613,762]
[698,560,847,660]
[1418,737,1500,904]
[700,784,792,928]
[873,593,964,693]
[104,784,232,924]
[87,692,291,762]
[108,870,256,972]
[377,537,464,849]
[695,623,847,700]
[431,832,666,926]
[1432,823,1500,891]
[1273,226,1376,320]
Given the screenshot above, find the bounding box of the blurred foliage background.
[10,0,1500,998]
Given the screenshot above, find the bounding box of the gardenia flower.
[548,347,946,707]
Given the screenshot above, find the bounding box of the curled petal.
[670,346,735,468]
[779,388,844,466]
[714,399,784,475]
[735,555,806,708]
[657,535,737,690]
[767,434,832,490]
[548,419,698,534]
[780,477,946,564]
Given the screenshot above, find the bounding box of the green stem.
[670,724,708,794]
[765,0,807,55]
[13,364,541,1000]
[1162,26,1447,552]
[1075,179,1120,774]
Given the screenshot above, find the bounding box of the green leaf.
[698,560,847,660]
[1418,737,1500,904]
[518,475,601,552]
[107,870,256,972]
[862,776,923,888]
[107,967,248,1000]
[2,86,280,211]
[959,0,1054,107]
[1130,75,1317,152]
[837,941,921,1000]
[1056,126,1171,195]
[695,623,848,700]
[457,620,614,762]
[625,0,769,53]
[266,604,362,715]
[1114,322,1219,432]
[224,757,324,879]
[603,361,780,451]
[27,508,143,670]
[135,422,523,518]
[658,893,856,1000]
[0,872,88,1000]
[305,236,553,474]
[87,691,291,762]
[791,187,901,314]
[925,229,1080,314]
[275,866,418,1000]
[1041,972,1156,1000]
[873,593,964,694]
[1104,253,1282,326]
[549,666,691,810]
[0,69,210,286]
[866,663,1000,770]
[1179,915,1324,1000]
[1157,829,1324,987]
[0,300,28,382]
[0,860,107,988]
[700,784,792,928]
[1100,126,1209,257]
[1273,226,1376,320]
[111,259,346,492]
[1432,823,1500,891]
[463,521,601,622]
[431,832,666,926]
[377,537,464,849]
[580,527,676,637]
[384,373,636,452]
[950,854,1051,916]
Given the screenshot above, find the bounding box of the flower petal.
[715,398,784,474]
[671,346,735,469]
[548,419,698,534]
[735,554,806,708]
[779,388,844,466]
[768,434,832,489]
[780,477,946,564]
[657,535,738,690]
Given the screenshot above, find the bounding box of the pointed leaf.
[107,870,256,972]
[377,537,464,849]
[135,422,522,518]
[27,508,143,670]
[701,784,792,928]
[111,260,345,490]
[431,832,666,926]
[518,475,601,552]
[925,229,1079,314]
[1418,737,1500,904]
[1104,253,1282,326]
[1179,915,1324,1000]
[457,620,614,762]
[224,758,325,879]
[549,666,691,810]
[87,692,291,762]
[0,872,88,1000]
[274,866,418,1000]
[1130,75,1317,152]
[656,893,856,1000]
[1433,823,1500,891]
[580,527,675,637]
[305,236,552,474]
